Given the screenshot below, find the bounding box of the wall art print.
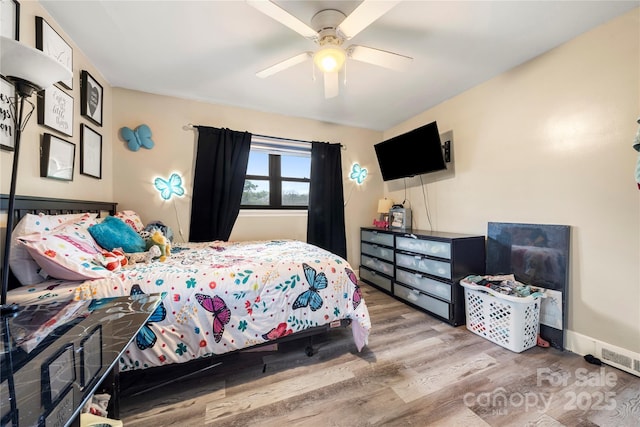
[37,85,73,137]
[1,0,20,40]
[35,16,73,90]
[40,133,75,181]
[0,76,16,151]
[80,70,103,126]
[80,123,102,179]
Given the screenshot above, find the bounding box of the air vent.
[595,341,640,377]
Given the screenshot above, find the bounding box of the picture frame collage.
[0,3,104,180]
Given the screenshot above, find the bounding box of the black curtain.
[189,126,251,242]
[307,141,347,259]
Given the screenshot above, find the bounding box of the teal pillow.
[89,216,146,253]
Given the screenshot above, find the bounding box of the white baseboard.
[565,330,597,355]
[566,330,640,377]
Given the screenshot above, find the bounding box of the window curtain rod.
[184,123,345,150]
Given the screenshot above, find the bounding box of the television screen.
[374,121,446,181]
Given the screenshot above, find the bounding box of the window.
[241,137,311,209]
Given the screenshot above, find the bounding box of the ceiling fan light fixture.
[313,44,346,73]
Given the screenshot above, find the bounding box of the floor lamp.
[0,36,72,314]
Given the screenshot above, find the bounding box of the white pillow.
[114,210,145,232]
[19,218,111,281]
[9,213,98,285]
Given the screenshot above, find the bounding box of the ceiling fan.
[247,0,413,98]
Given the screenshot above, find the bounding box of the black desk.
[1,293,165,427]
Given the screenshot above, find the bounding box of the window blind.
[251,135,311,157]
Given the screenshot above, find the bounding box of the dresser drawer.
[396,236,451,259]
[360,267,392,292]
[394,283,450,320]
[395,252,451,280]
[361,242,394,262]
[361,229,394,247]
[395,268,452,302]
[361,254,394,276]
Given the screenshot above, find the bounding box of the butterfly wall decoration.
[154,173,185,200]
[349,163,368,184]
[120,124,155,152]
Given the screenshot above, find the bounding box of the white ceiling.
[40,0,637,132]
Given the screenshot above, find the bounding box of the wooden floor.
[119,283,640,426]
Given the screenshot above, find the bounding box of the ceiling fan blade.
[324,71,339,99]
[337,0,401,40]
[347,45,412,71]
[247,0,318,41]
[256,52,312,78]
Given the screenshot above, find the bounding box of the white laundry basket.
[460,278,542,353]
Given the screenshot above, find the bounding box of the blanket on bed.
[9,240,370,371]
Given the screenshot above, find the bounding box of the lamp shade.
[377,198,393,214]
[0,36,72,92]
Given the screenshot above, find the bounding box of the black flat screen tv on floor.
[374,121,446,181]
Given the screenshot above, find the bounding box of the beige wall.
[384,9,640,353]
[110,89,382,267]
[0,1,113,202]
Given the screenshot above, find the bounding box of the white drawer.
[394,283,450,320]
[361,242,394,262]
[361,229,394,247]
[360,267,392,292]
[395,252,451,280]
[361,254,394,276]
[396,236,451,259]
[395,268,452,302]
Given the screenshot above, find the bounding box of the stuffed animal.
[97,248,127,271]
[145,229,171,262]
[144,221,174,243]
[126,245,161,265]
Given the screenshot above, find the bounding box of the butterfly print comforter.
[11,240,371,371]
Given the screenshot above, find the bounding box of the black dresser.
[360,227,485,325]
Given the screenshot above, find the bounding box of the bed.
[2,195,371,373]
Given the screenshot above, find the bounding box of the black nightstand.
[1,293,165,427]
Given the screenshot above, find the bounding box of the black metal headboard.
[1,194,117,226]
[1,194,117,291]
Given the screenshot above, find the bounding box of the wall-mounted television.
[374,121,447,181]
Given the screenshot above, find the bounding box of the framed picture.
[41,133,75,181]
[1,76,16,151]
[41,343,75,409]
[80,71,103,126]
[37,85,73,137]
[80,325,102,388]
[1,0,20,40]
[35,16,73,89]
[80,124,102,179]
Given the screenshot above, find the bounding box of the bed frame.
[0,194,117,219]
[1,194,352,415]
